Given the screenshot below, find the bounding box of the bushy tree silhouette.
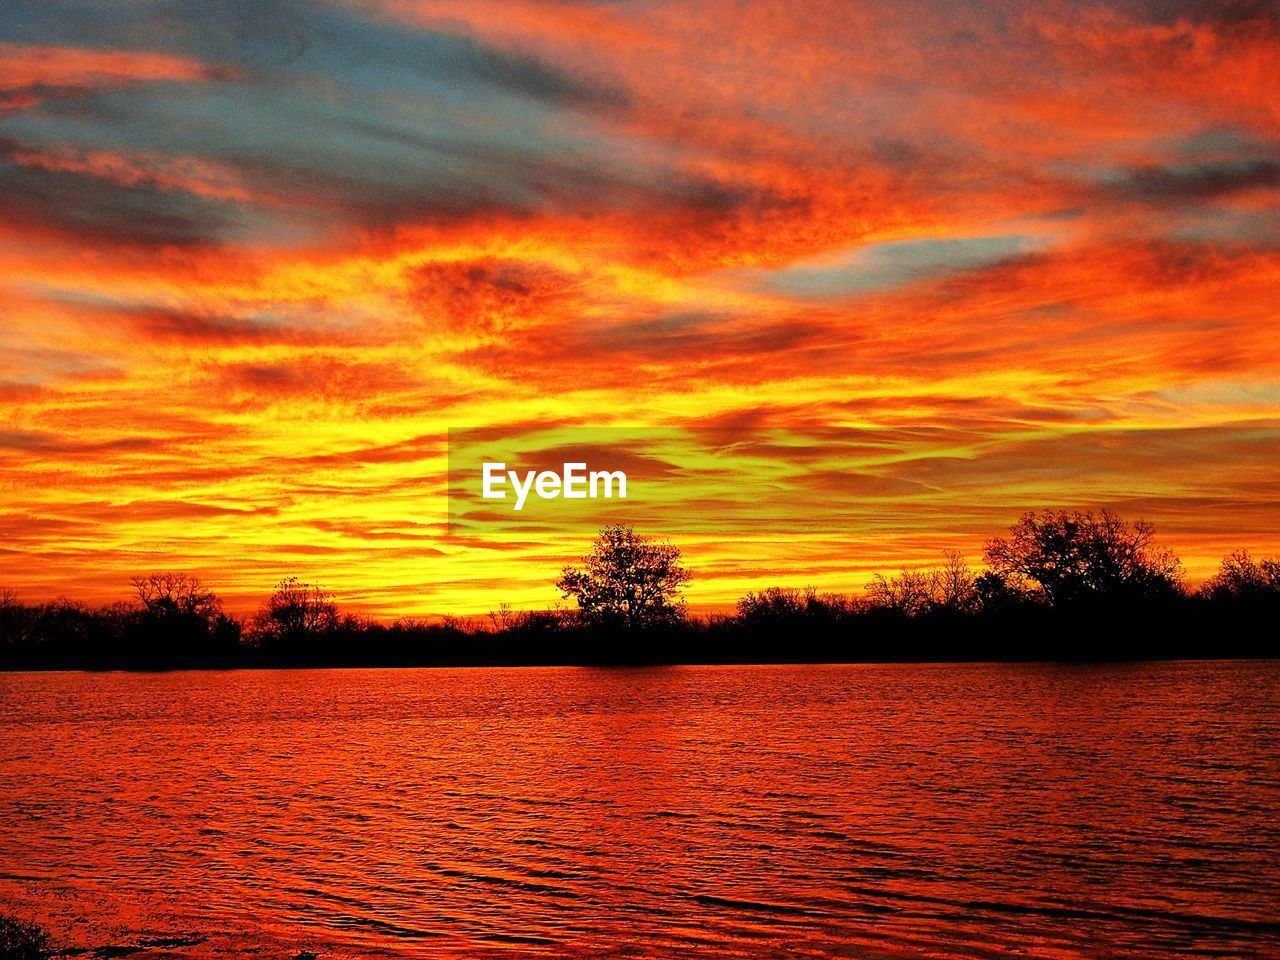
[1202,550,1280,601]
[737,587,810,622]
[984,508,1182,605]
[973,570,1029,613]
[252,577,339,652]
[557,525,690,630]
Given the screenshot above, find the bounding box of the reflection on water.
[1,662,1278,959]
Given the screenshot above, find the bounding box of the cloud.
[2,138,257,203]
[125,308,316,345]
[0,40,219,112]
[1107,159,1280,203]
[215,355,427,406]
[406,258,581,337]
[757,235,1042,298]
[0,144,242,246]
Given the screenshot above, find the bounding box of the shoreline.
[3,654,1278,673]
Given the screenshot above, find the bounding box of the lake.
[2,663,1278,958]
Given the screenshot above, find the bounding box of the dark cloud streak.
[1112,160,1280,203]
[0,150,239,246]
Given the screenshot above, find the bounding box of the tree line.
[2,509,1277,668]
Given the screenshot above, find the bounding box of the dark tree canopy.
[1202,550,1280,601]
[557,525,690,630]
[863,552,979,617]
[736,587,859,635]
[866,569,933,617]
[737,587,812,622]
[252,576,339,650]
[131,573,219,619]
[128,572,239,656]
[984,508,1182,605]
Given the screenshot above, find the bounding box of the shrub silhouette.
[737,587,859,626]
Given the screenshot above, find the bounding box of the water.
[1,663,1278,959]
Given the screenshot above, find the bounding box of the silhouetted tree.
[487,602,515,632]
[737,587,809,622]
[1201,550,1280,601]
[737,587,859,625]
[252,577,339,652]
[32,598,100,655]
[866,569,933,616]
[502,608,571,636]
[973,570,1032,613]
[929,550,979,614]
[866,553,981,616]
[127,573,240,659]
[984,508,1182,606]
[557,525,690,630]
[734,588,861,657]
[0,589,32,650]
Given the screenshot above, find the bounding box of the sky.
[1,0,1278,616]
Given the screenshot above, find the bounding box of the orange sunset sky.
[1,0,1278,616]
